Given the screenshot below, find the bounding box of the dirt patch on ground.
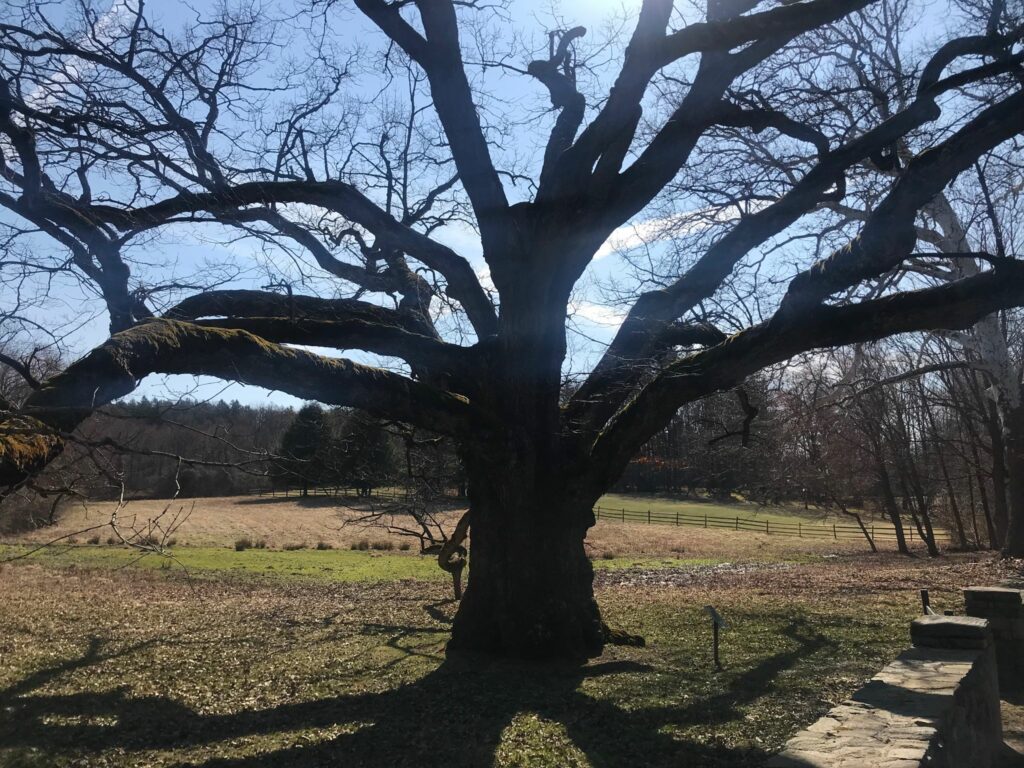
[595,560,795,588]
[598,554,1023,601]
[1001,698,1024,767]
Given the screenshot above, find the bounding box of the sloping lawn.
[0,552,1010,767]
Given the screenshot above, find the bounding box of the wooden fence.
[256,486,950,546]
[592,504,951,545]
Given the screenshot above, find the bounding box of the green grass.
[0,544,445,583]
[0,544,731,584]
[0,491,989,767]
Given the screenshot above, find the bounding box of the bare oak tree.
[2,0,1024,658]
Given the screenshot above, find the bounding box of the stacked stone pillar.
[964,586,1024,693]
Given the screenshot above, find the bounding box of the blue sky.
[0,0,662,409]
[0,0,956,409]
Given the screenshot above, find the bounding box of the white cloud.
[594,200,769,260]
[4,1,138,157]
[24,0,137,109]
[594,215,680,260]
[568,300,627,327]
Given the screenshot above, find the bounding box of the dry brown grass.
[13,494,427,551]
[7,493,926,561]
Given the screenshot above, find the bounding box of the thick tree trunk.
[441,270,608,659]
[447,460,604,660]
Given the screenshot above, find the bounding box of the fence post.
[622,508,626,522]
[871,524,875,540]
[735,516,739,531]
[648,508,651,524]
[765,520,769,535]
[798,522,802,538]
[675,510,679,526]
[833,523,837,540]
[704,513,708,528]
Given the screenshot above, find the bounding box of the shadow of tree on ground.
[0,612,836,768]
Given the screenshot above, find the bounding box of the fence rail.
[592,504,951,545]
[255,486,949,546]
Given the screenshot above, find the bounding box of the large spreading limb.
[354,0,511,259]
[91,181,498,337]
[528,27,587,191]
[165,291,478,381]
[164,290,432,333]
[589,258,1024,482]
[567,48,1024,437]
[0,319,491,487]
[544,0,876,201]
[192,318,473,379]
[777,90,1024,314]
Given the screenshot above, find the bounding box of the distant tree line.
[0,389,466,514]
[614,327,1024,554]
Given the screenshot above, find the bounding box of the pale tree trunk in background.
[925,195,1024,554]
[964,377,1012,546]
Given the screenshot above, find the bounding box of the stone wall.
[766,615,1001,768]
[964,586,1024,691]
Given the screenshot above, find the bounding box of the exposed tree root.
[602,622,646,648]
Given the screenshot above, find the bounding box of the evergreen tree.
[338,411,396,496]
[274,404,332,496]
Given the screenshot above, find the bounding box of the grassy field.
[8,492,921,560]
[595,493,946,543]
[598,493,848,524]
[0,493,1005,767]
[1,552,1015,768]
